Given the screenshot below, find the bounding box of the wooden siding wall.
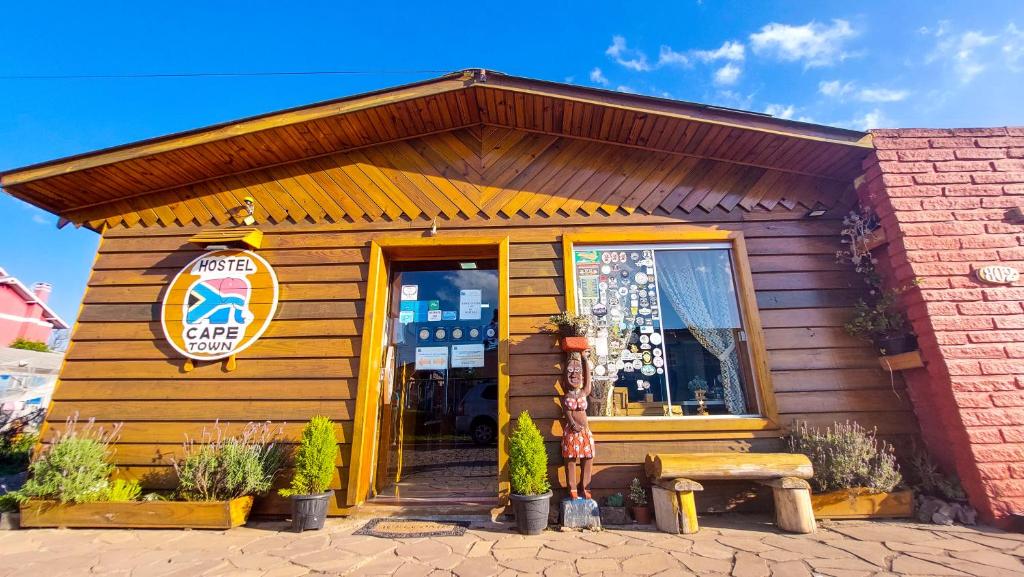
[46,131,915,514]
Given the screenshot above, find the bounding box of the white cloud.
[713,63,742,85]
[1005,23,1024,70]
[819,80,907,102]
[657,45,691,67]
[763,103,796,119]
[606,35,651,71]
[819,79,855,97]
[31,213,49,225]
[750,19,858,67]
[857,88,909,102]
[616,85,637,94]
[714,90,756,110]
[694,40,746,62]
[834,108,893,130]
[927,27,997,83]
[589,67,609,86]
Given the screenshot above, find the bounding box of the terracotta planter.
[810,488,913,519]
[19,496,254,529]
[631,505,652,524]
[560,336,589,352]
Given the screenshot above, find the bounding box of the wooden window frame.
[345,236,512,507]
[562,229,780,434]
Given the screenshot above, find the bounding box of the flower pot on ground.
[787,421,909,519]
[628,477,652,524]
[279,416,337,532]
[509,411,552,535]
[600,493,628,525]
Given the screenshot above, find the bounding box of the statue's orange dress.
[561,393,595,459]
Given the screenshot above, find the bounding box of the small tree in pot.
[279,416,337,532]
[629,477,652,524]
[509,411,552,535]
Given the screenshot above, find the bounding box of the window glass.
[572,244,758,418]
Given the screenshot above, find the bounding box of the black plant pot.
[509,491,552,535]
[876,334,918,356]
[290,492,332,532]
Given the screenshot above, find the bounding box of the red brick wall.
[861,127,1024,527]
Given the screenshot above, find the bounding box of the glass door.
[374,259,500,503]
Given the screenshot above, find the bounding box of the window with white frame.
[571,243,761,418]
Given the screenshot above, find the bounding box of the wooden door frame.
[345,236,511,507]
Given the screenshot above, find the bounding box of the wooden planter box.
[879,351,924,371]
[811,489,913,519]
[19,496,254,529]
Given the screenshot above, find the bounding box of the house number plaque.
[976,265,1020,285]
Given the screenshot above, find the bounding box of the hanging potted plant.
[508,411,552,535]
[548,312,591,352]
[844,289,918,355]
[788,421,911,519]
[279,416,337,532]
[628,477,652,524]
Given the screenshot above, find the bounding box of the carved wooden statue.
[562,351,595,499]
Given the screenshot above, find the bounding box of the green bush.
[173,422,284,502]
[788,421,902,493]
[0,430,38,475]
[0,492,18,512]
[13,419,119,504]
[907,443,966,501]
[8,338,49,352]
[509,411,550,496]
[103,479,142,502]
[629,478,647,506]
[279,416,337,497]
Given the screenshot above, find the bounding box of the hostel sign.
[161,249,279,361]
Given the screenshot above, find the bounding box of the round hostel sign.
[161,249,279,361]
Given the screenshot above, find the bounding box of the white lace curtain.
[656,250,747,415]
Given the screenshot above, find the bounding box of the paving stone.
[731,551,769,577]
[543,537,605,554]
[768,560,812,577]
[393,562,439,577]
[260,565,310,577]
[651,568,698,577]
[620,552,676,575]
[579,530,630,548]
[948,549,1024,571]
[356,554,408,576]
[829,540,894,567]
[757,549,807,562]
[891,555,969,576]
[289,549,366,573]
[948,533,1023,551]
[678,553,733,575]
[807,557,879,572]
[397,540,455,563]
[577,556,617,574]
[760,534,852,558]
[496,556,555,573]
[717,536,776,553]
[831,524,940,544]
[814,570,873,577]
[492,545,542,561]
[543,561,577,577]
[687,541,737,560]
[452,556,503,577]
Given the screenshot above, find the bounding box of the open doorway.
[372,259,500,506]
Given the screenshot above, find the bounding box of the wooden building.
[0,69,915,516]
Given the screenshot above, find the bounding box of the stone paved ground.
[1,515,1023,577]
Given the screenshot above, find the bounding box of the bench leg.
[772,486,816,534]
[652,486,699,534]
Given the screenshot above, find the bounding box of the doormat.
[353,518,470,538]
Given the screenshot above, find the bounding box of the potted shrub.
[278,416,337,532]
[788,421,911,519]
[629,477,652,524]
[18,419,283,529]
[549,312,591,352]
[600,492,628,525]
[845,289,918,356]
[508,411,552,535]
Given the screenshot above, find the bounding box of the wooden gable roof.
[1,69,872,229]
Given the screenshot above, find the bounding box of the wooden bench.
[645,452,816,534]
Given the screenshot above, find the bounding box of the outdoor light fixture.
[805,209,827,218]
[429,218,438,236]
[460,262,478,270]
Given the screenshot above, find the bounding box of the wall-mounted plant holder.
[879,350,924,371]
[863,227,888,252]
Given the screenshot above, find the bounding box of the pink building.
[0,268,68,346]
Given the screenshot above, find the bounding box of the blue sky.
[1,1,1022,325]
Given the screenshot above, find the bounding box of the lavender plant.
[13,416,121,504]
[788,421,902,493]
[173,421,284,502]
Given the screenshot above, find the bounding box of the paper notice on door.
[460,289,482,320]
[400,285,418,301]
[398,310,415,324]
[451,343,485,368]
[427,310,442,322]
[415,346,448,370]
